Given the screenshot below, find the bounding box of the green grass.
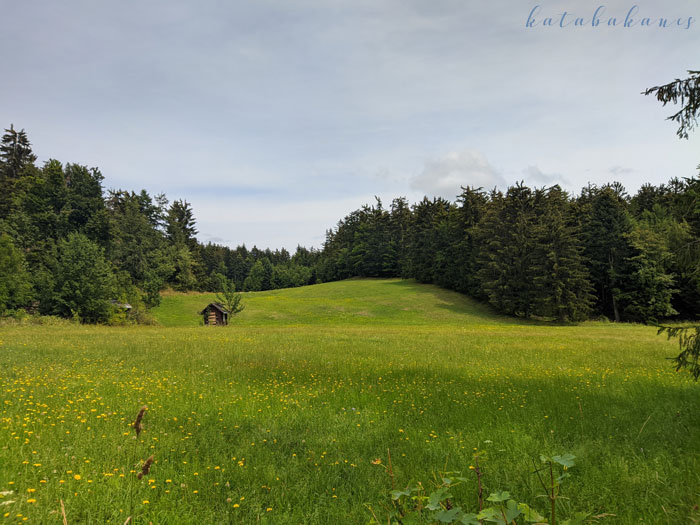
[154,278,509,328]
[1,279,699,523]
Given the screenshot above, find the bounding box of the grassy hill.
[153,278,509,327]
[1,279,698,523]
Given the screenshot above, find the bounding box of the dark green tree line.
[319,178,695,323]
[1,121,696,326]
[0,124,320,322]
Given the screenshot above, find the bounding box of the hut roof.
[200,302,228,315]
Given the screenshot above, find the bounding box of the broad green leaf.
[426,487,452,511]
[436,508,462,523]
[552,454,576,468]
[458,513,481,525]
[486,491,511,502]
[518,502,547,522]
[503,500,522,522]
[477,507,498,519]
[390,488,412,500]
[476,507,504,524]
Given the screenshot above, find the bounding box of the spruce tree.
[0,124,37,180]
[166,199,198,249]
[0,125,37,218]
[477,184,537,317]
[531,186,593,321]
[388,197,411,277]
[454,187,489,296]
[407,197,451,284]
[580,185,634,321]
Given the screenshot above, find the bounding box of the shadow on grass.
[318,365,700,462]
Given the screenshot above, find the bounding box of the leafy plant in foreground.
[533,454,584,525]
[368,451,606,524]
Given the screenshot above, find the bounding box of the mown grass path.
[1,279,698,523]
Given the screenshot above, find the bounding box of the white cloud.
[411,150,505,199]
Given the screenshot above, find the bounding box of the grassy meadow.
[1,279,699,523]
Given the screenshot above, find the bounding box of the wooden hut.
[200,302,229,326]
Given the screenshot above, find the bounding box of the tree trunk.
[612,294,621,323]
[609,252,621,322]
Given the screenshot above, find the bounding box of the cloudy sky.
[2,1,698,250]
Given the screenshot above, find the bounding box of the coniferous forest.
[1,124,698,324]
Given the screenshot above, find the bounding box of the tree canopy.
[644,70,700,139]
